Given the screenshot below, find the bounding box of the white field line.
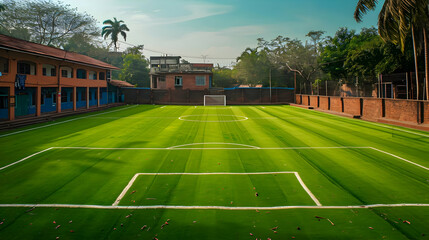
[179,115,248,122]
[370,147,429,171]
[167,142,261,149]
[160,106,166,108]
[0,203,428,210]
[0,105,138,138]
[113,173,140,206]
[112,171,320,207]
[294,172,322,206]
[52,146,370,150]
[0,147,53,171]
[290,106,429,138]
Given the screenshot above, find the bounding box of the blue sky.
[64,0,381,66]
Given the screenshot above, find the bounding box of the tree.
[0,0,98,47]
[234,47,272,87]
[258,35,322,93]
[354,0,429,99]
[212,67,238,88]
[119,53,150,87]
[102,17,129,52]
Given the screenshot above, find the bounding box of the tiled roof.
[109,79,135,88]
[0,34,119,70]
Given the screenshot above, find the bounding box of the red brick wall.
[296,94,301,104]
[309,96,318,108]
[343,98,361,116]
[362,98,382,120]
[164,73,211,90]
[319,96,329,110]
[384,99,418,123]
[330,97,343,113]
[424,102,429,124]
[302,95,310,105]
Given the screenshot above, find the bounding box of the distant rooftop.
[0,34,119,70]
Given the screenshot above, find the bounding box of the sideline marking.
[112,172,321,206]
[370,147,429,171]
[0,105,138,138]
[179,114,248,122]
[0,148,53,171]
[0,203,428,210]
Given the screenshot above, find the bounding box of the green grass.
[0,105,428,239]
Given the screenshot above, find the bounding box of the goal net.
[204,95,226,106]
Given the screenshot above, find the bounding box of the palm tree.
[354,0,428,100]
[101,17,130,52]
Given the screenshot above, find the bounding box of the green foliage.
[102,17,129,52]
[0,0,98,47]
[234,47,273,87]
[212,67,238,88]
[119,53,150,87]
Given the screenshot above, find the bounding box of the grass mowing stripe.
[289,106,429,138]
[0,105,138,138]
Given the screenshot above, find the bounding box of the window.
[61,92,68,102]
[41,94,45,105]
[31,93,36,106]
[17,61,36,75]
[77,69,87,79]
[42,64,56,76]
[61,67,73,78]
[175,76,183,86]
[89,71,97,80]
[195,76,206,86]
[99,72,105,80]
[81,90,86,101]
[89,91,93,100]
[0,96,8,109]
[0,57,8,73]
[106,71,111,80]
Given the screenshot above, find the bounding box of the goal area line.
[112,172,321,207]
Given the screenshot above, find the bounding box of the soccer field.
[0,105,428,239]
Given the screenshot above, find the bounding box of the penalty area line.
[370,147,429,171]
[0,203,428,210]
[0,148,54,171]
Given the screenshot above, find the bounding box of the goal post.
[204,95,226,106]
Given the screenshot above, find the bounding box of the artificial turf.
[0,105,428,239]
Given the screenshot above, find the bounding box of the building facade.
[0,34,119,121]
[149,56,213,90]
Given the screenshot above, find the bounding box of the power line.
[117,40,237,60]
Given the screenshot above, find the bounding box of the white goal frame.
[204,95,226,106]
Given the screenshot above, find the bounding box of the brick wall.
[362,98,383,120]
[309,96,318,108]
[302,95,310,105]
[330,97,343,113]
[424,102,429,124]
[296,95,301,104]
[384,99,418,123]
[319,96,329,110]
[343,98,361,116]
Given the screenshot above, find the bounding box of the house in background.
[108,79,135,103]
[149,56,213,90]
[0,34,120,121]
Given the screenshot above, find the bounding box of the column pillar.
[97,87,100,107]
[73,87,77,111]
[36,86,41,116]
[56,86,61,113]
[86,87,90,109]
[8,86,15,121]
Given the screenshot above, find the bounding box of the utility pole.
[269,68,272,103]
